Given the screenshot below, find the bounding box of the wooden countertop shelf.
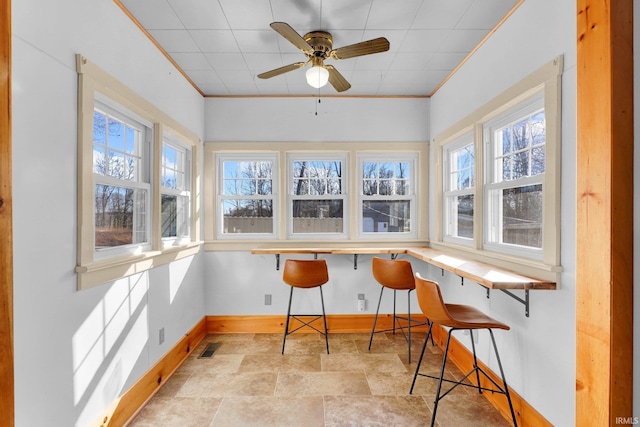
[250,246,556,316]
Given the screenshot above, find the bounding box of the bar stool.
[368,257,428,363]
[410,273,518,427]
[281,259,330,354]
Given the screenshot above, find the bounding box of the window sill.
[76,241,202,290]
[204,239,430,252]
[429,241,562,284]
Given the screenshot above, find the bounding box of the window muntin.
[443,134,474,244]
[161,139,191,244]
[288,156,347,238]
[359,155,416,237]
[93,105,151,257]
[217,155,277,237]
[484,94,545,257]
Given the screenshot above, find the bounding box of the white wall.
[429,0,576,425]
[12,1,206,426]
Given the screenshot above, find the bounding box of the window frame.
[286,153,349,240]
[160,134,192,247]
[215,153,279,240]
[432,56,563,282]
[357,153,418,239]
[204,142,428,250]
[442,132,475,247]
[76,55,201,290]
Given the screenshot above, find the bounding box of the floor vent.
[198,343,221,359]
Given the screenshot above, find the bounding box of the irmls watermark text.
[616,417,639,425]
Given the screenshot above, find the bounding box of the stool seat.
[281,259,330,354]
[368,257,429,363]
[440,304,510,330]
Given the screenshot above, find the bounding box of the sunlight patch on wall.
[169,256,193,304]
[72,273,149,407]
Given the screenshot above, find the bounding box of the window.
[77,55,201,290]
[288,155,347,238]
[204,142,427,249]
[217,154,277,238]
[359,154,417,238]
[93,103,151,258]
[433,56,562,281]
[443,133,474,245]
[484,95,545,258]
[161,138,191,246]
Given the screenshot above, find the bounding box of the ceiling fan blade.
[257,62,307,79]
[330,37,390,60]
[270,22,314,55]
[325,65,351,92]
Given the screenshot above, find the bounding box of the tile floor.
[128,331,510,427]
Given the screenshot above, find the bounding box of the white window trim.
[161,134,193,248]
[432,56,563,283]
[204,142,429,251]
[357,153,418,240]
[442,132,475,247]
[286,153,349,240]
[215,153,279,240]
[76,54,201,290]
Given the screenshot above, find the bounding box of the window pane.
[223,199,273,234]
[456,194,474,239]
[95,184,147,248]
[292,200,343,233]
[108,118,125,152]
[362,200,410,233]
[512,119,529,151]
[223,161,272,195]
[501,184,542,248]
[161,194,189,238]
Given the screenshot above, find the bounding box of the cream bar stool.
[368,257,428,363]
[281,259,330,354]
[410,273,518,427]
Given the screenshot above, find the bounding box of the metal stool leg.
[320,286,329,354]
[469,330,483,394]
[282,286,294,354]
[489,329,518,426]
[410,321,433,394]
[430,329,454,427]
[407,289,412,363]
[368,286,385,350]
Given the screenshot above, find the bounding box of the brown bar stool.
[368,257,428,363]
[410,273,518,427]
[281,259,330,354]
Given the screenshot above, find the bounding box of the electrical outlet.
[357,300,366,311]
[264,294,272,305]
[159,327,165,345]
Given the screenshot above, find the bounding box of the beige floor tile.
[211,396,324,427]
[129,397,221,427]
[180,354,245,374]
[239,354,322,373]
[275,372,371,396]
[176,372,277,397]
[321,353,408,373]
[432,393,512,426]
[324,395,432,427]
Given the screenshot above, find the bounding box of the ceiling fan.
[257,22,390,92]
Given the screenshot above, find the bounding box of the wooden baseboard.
[94,314,550,427]
[91,317,208,427]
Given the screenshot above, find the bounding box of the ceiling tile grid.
[118,0,519,97]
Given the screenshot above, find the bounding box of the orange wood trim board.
[91,318,207,427]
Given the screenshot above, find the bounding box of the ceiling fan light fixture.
[306,65,329,88]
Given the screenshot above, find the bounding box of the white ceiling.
[117,0,520,97]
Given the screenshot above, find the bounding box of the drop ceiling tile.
[366,0,423,30]
[218,0,273,30]
[167,0,229,30]
[120,0,183,30]
[270,0,323,30]
[186,69,222,85]
[399,30,451,53]
[204,52,249,70]
[427,51,469,70]
[411,0,474,30]
[233,30,280,53]
[390,52,435,69]
[189,30,239,53]
[245,53,289,75]
[321,1,372,30]
[148,29,200,52]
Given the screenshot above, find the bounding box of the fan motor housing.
[303,31,333,57]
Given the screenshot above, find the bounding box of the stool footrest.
[285,315,328,336]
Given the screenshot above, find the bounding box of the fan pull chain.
[315,96,321,116]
